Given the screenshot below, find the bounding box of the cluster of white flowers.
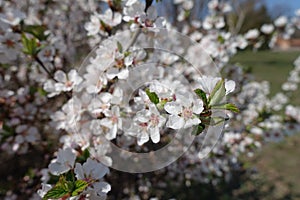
[38,148,111,199]
[1,0,300,199]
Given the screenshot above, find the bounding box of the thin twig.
[34,56,58,82]
[34,56,71,98]
[124,28,141,52]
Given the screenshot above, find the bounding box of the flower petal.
[166,115,185,129]
[164,102,181,115]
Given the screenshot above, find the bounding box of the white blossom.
[48,148,76,175]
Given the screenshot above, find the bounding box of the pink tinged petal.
[150,127,160,143]
[158,115,166,127]
[184,118,201,129]
[166,115,185,129]
[136,110,150,122]
[74,163,85,179]
[100,118,113,128]
[90,159,109,180]
[106,68,119,80]
[59,148,76,167]
[106,124,117,140]
[193,99,204,114]
[93,181,111,194]
[117,68,129,79]
[49,162,69,175]
[99,156,113,167]
[225,80,236,95]
[164,102,181,115]
[68,69,82,84]
[99,92,112,103]
[137,131,149,146]
[54,70,67,83]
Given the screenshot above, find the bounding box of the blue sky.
[265,0,300,16]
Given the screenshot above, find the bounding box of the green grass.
[235,135,300,200]
[230,50,300,199]
[230,50,300,104]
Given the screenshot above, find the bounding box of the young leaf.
[145,88,159,104]
[21,34,40,56]
[43,185,69,200]
[192,123,205,136]
[117,41,123,53]
[223,103,239,113]
[209,79,226,106]
[217,35,225,44]
[76,148,90,163]
[22,25,49,41]
[194,88,208,107]
[71,180,89,196]
[212,103,240,113]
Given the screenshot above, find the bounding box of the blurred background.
[0,0,300,199]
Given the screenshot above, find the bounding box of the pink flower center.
[111,115,118,123]
[150,114,159,126]
[65,80,73,87]
[182,108,193,119]
[43,49,52,58]
[145,19,153,27]
[5,39,15,48]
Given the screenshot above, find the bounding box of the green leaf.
[71,180,89,196]
[76,148,90,163]
[43,181,69,200]
[209,79,226,106]
[194,88,208,107]
[124,51,131,57]
[44,174,84,199]
[156,99,168,110]
[1,123,14,142]
[184,10,191,18]
[21,34,40,56]
[217,35,225,44]
[224,103,239,113]
[43,186,69,200]
[65,170,75,182]
[145,88,159,104]
[22,25,49,41]
[192,123,205,136]
[117,41,123,53]
[212,103,240,113]
[37,87,47,96]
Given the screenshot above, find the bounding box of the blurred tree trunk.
[227,0,272,35]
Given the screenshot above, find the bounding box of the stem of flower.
[34,56,57,82]
[34,56,71,98]
[124,29,141,52]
